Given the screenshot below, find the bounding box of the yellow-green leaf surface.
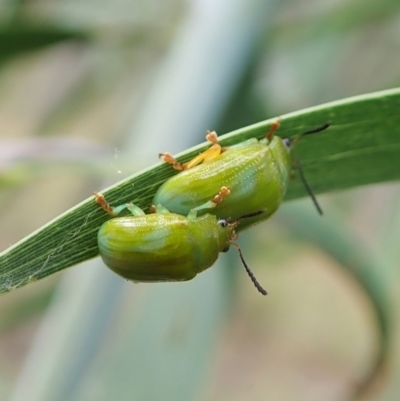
[1,88,400,294]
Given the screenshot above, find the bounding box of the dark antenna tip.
[291,122,331,147]
[238,210,264,220]
[290,122,329,215]
[294,160,323,215]
[300,122,331,137]
[231,242,267,296]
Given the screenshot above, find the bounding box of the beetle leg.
[94,192,116,215]
[183,144,222,169]
[126,203,146,216]
[203,130,224,159]
[150,204,170,214]
[266,119,282,141]
[183,131,223,169]
[158,152,185,171]
[187,186,230,219]
[205,130,218,143]
[94,192,145,216]
[159,131,223,171]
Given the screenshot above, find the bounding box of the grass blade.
[1,88,400,293]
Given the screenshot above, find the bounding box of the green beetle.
[94,190,267,295]
[154,120,330,231]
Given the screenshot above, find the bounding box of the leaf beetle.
[94,188,267,295]
[154,120,330,231]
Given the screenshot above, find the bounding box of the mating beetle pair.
[95,120,330,295]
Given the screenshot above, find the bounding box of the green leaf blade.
[1,88,400,294]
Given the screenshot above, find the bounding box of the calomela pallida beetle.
[94,188,267,295]
[154,120,330,231]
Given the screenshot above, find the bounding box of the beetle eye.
[222,246,230,252]
[283,138,291,148]
[218,219,228,228]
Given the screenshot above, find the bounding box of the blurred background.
[0,0,400,400]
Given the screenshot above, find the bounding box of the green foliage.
[1,88,399,294]
[0,24,87,63]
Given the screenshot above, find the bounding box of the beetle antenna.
[238,210,264,220]
[300,122,331,136]
[289,122,329,215]
[294,160,323,215]
[228,210,265,228]
[291,122,330,146]
[230,242,267,296]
